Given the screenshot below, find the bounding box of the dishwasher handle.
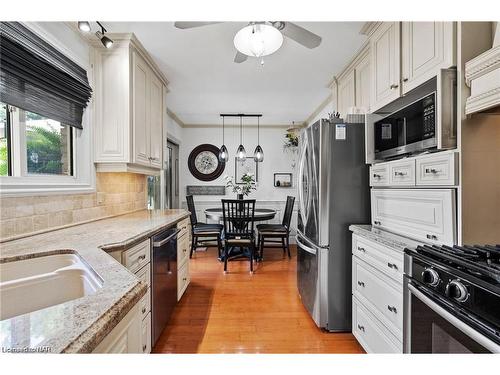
[153,229,181,247]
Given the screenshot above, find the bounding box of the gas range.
[404,244,500,353]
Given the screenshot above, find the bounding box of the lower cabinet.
[351,233,403,353]
[177,218,191,301]
[141,312,152,354]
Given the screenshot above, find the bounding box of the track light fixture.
[78,21,91,32]
[96,22,113,49]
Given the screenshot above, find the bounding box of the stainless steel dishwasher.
[151,227,180,346]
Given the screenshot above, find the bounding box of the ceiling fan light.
[253,145,264,162]
[219,145,229,163]
[234,23,283,58]
[236,144,246,162]
[78,21,91,32]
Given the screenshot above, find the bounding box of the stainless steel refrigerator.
[296,118,370,331]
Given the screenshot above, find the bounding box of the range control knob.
[445,279,469,302]
[421,268,440,286]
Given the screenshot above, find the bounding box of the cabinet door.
[338,70,355,118]
[370,22,401,112]
[149,74,163,168]
[355,53,371,113]
[401,22,455,94]
[133,51,151,166]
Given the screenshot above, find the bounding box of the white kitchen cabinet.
[141,312,152,354]
[93,303,142,353]
[93,34,168,175]
[369,163,389,186]
[370,22,401,112]
[355,51,371,113]
[387,158,416,186]
[415,150,458,186]
[177,218,191,301]
[401,22,456,94]
[371,188,456,245]
[337,70,355,119]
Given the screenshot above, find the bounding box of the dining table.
[204,207,277,262]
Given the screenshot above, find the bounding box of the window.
[0,102,74,177]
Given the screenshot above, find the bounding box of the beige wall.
[0,172,147,240]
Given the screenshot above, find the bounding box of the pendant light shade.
[253,116,264,162]
[219,116,228,163]
[236,116,246,162]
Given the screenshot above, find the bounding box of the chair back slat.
[221,199,256,239]
[186,195,198,226]
[282,196,296,230]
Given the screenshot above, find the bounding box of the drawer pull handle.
[387,305,398,313]
[390,84,399,89]
[357,281,365,287]
[426,234,438,240]
[374,220,381,225]
[403,78,409,82]
[183,277,187,281]
[138,255,146,261]
[357,246,366,252]
[143,344,147,352]
[142,307,146,314]
[394,171,407,176]
[387,262,398,270]
[183,249,187,252]
[373,173,382,179]
[357,324,365,332]
[425,168,439,174]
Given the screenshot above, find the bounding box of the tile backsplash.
[0,172,147,240]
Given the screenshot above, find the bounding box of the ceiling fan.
[174,22,322,64]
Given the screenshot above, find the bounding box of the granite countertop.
[0,209,190,353]
[349,224,423,252]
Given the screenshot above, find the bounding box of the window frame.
[0,22,95,197]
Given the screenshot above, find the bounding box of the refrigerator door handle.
[297,140,308,224]
[296,235,317,255]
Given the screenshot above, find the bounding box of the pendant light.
[236,115,246,162]
[253,116,264,162]
[218,116,228,163]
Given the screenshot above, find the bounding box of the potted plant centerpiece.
[225,173,256,200]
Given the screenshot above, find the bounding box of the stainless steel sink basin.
[0,253,103,321]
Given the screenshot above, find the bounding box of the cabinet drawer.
[177,218,190,239]
[352,235,403,284]
[177,232,189,267]
[371,188,456,245]
[135,263,151,288]
[416,151,457,186]
[353,297,402,353]
[141,312,151,354]
[369,164,389,186]
[123,239,150,273]
[139,288,151,321]
[353,257,403,336]
[388,159,415,185]
[177,261,190,301]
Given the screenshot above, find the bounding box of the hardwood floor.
[153,245,365,354]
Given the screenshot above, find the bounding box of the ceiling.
[105,22,367,126]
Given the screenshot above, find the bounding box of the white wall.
[179,125,298,204]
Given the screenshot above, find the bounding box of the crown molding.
[360,22,382,36]
[166,108,186,128]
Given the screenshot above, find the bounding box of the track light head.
[78,21,91,32]
[96,31,114,48]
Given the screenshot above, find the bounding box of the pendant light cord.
[222,116,225,144]
[257,116,260,143]
[240,115,243,144]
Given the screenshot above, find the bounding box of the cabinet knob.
[142,307,146,314]
[183,277,187,281]
[426,234,438,240]
[387,305,397,313]
[357,324,365,332]
[373,173,382,178]
[387,262,398,270]
[357,246,366,253]
[425,168,439,174]
[394,171,407,176]
[143,344,147,352]
[357,280,365,287]
[403,78,409,82]
[138,255,146,261]
[390,84,399,89]
[374,220,381,225]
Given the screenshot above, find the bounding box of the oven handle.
[408,283,500,353]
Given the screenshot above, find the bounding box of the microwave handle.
[365,114,384,165]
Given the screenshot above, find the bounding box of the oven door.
[404,281,500,353]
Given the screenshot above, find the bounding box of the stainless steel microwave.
[365,69,457,162]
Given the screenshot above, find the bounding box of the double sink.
[0,253,103,321]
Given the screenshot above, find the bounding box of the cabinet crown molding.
[465,45,500,85]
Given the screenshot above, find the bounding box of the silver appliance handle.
[297,138,310,225]
[296,235,317,255]
[153,229,181,247]
[408,283,500,353]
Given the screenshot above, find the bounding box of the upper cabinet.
[370,22,401,112]
[401,22,456,94]
[93,34,169,175]
[337,70,355,118]
[367,22,456,113]
[355,51,371,113]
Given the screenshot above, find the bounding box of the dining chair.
[256,196,295,260]
[186,195,223,258]
[221,199,256,273]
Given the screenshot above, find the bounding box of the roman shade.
[0,22,92,129]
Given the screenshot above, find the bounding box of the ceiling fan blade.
[280,22,322,49]
[234,51,248,63]
[174,22,222,29]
